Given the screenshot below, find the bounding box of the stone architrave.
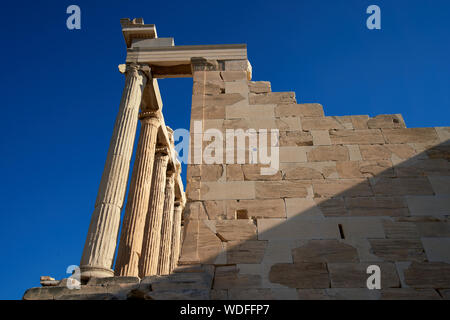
[139,147,170,277]
[115,111,160,277]
[157,171,176,275]
[80,63,148,279]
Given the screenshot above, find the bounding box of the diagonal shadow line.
[173,139,450,300]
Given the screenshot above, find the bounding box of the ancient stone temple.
[24,18,450,300]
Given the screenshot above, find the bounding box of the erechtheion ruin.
[24,18,450,300]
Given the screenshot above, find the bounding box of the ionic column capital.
[155,146,170,157]
[139,111,160,127]
[118,63,151,80]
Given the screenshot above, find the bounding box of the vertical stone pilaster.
[139,147,170,277]
[80,63,148,279]
[114,112,160,277]
[157,171,176,275]
[170,201,183,272]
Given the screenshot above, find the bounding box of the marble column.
[157,172,176,275]
[114,111,160,277]
[139,147,170,277]
[170,201,183,272]
[80,63,148,279]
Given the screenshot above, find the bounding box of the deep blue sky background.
[0,0,449,299]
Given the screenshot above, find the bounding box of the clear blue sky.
[0,0,449,299]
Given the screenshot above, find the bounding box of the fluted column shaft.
[157,172,176,275]
[114,112,160,276]
[139,148,170,277]
[170,202,183,272]
[80,64,148,279]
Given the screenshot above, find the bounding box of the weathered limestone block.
[367,114,406,129]
[328,263,400,288]
[225,80,249,95]
[330,129,385,145]
[279,146,308,162]
[285,198,322,218]
[360,145,392,160]
[191,93,246,119]
[193,71,222,82]
[227,240,268,264]
[315,198,347,217]
[395,159,450,176]
[406,196,450,216]
[346,145,363,161]
[203,200,228,220]
[226,199,286,219]
[255,181,309,198]
[426,145,450,161]
[279,131,313,147]
[331,217,386,239]
[372,177,434,196]
[248,81,271,93]
[215,220,257,241]
[313,179,373,197]
[196,221,224,264]
[332,116,354,129]
[226,164,244,181]
[249,92,296,105]
[282,162,338,180]
[292,240,359,263]
[311,130,332,145]
[257,218,340,240]
[302,117,345,131]
[141,272,213,291]
[276,117,302,131]
[369,239,426,261]
[221,70,248,81]
[382,128,439,144]
[197,164,224,181]
[275,103,324,118]
[307,146,349,162]
[200,181,255,200]
[415,221,450,237]
[404,262,450,288]
[241,164,283,181]
[178,219,200,265]
[269,263,330,289]
[385,144,417,159]
[421,238,450,263]
[350,115,370,129]
[214,265,262,289]
[382,221,420,239]
[380,289,441,300]
[192,80,225,95]
[435,127,450,144]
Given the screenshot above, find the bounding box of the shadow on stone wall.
[22,140,450,300]
[176,139,450,300]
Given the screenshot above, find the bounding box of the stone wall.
[179,59,450,300]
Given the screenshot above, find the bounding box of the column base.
[80,265,115,280]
